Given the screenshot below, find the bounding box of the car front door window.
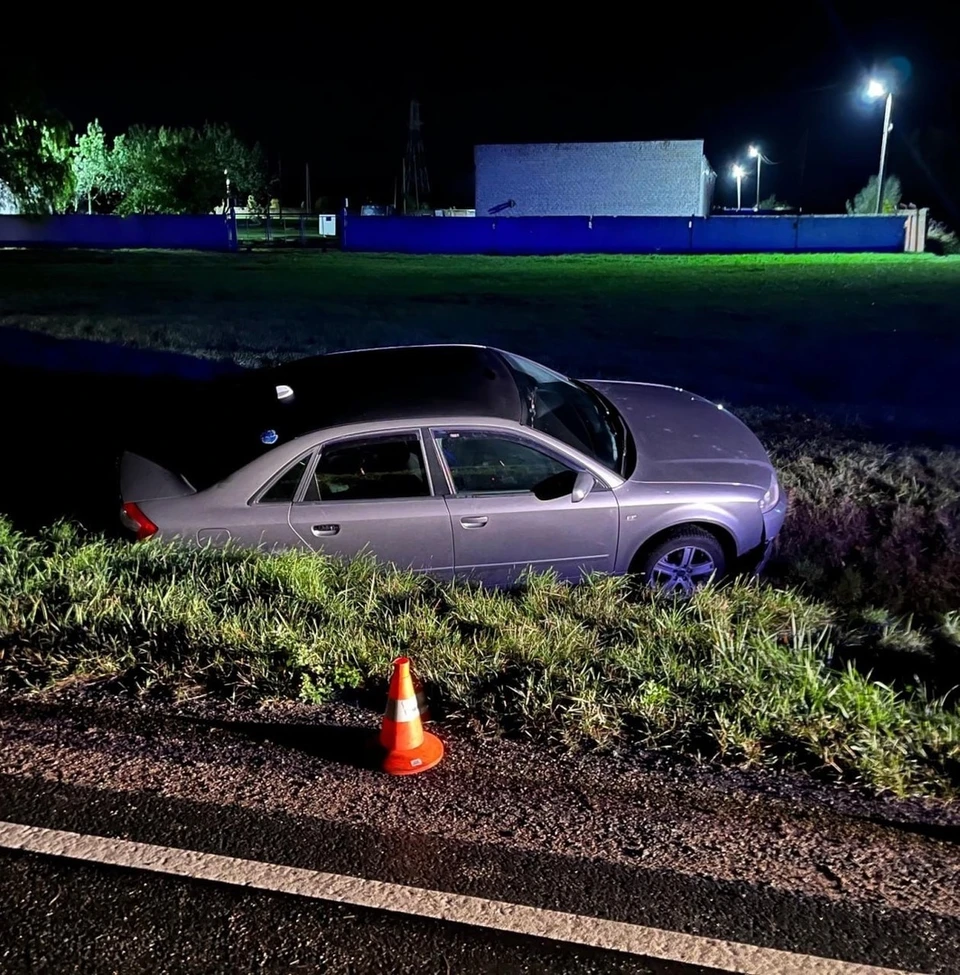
[436,432,571,495]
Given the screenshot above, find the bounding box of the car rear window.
[259,454,313,503]
[302,435,429,502]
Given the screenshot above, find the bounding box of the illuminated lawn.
[2,250,957,360]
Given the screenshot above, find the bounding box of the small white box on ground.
[318,214,337,237]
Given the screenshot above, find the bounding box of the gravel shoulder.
[1,694,957,919]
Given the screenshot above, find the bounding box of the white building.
[474,141,715,218]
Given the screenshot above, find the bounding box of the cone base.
[378,730,444,776]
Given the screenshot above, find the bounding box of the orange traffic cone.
[376,657,444,776]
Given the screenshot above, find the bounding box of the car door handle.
[311,524,340,537]
[460,516,488,529]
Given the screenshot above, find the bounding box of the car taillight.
[120,502,158,540]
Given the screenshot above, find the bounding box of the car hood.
[583,380,773,487]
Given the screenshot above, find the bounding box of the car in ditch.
[119,344,787,592]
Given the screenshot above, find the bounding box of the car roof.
[128,345,524,491]
[264,344,523,432]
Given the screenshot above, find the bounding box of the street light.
[731,164,746,210]
[867,79,893,215]
[748,145,762,208]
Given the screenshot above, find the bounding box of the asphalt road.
[1,849,718,975]
[1,696,958,974]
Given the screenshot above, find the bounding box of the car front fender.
[615,499,764,574]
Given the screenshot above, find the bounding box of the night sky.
[8,5,960,217]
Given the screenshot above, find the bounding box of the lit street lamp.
[867,79,893,215]
[731,164,746,210]
[748,145,762,208]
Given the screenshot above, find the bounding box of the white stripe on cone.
[384,696,421,723]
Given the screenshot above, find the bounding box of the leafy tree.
[846,174,902,215]
[926,219,960,255]
[72,120,120,214]
[0,112,75,214]
[197,122,266,210]
[113,125,180,215]
[113,123,266,215]
[757,193,792,211]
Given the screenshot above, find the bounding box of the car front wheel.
[635,528,727,594]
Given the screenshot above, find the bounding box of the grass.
[741,410,960,617]
[3,248,958,436]
[1,250,958,358]
[1,516,957,797]
[2,249,960,796]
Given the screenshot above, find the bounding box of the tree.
[72,120,119,214]
[0,112,75,214]
[195,122,266,211]
[846,174,902,215]
[113,123,266,215]
[757,193,793,211]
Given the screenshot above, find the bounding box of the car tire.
[634,527,727,594]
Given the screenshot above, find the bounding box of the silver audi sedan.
[119,344,786,592]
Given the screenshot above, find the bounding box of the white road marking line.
[0,820,923,975]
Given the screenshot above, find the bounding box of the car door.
[231,451,316,550]
[432,428,620,586]
[286,430,454,579]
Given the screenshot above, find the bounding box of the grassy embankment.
[1,250,958,795]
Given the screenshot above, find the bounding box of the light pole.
[867,79,893,215]
[748,145,762,208]
[731,164,746,210]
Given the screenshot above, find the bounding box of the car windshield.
[499,351,625,474]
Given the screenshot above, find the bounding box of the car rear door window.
[258,454,313,503]
[303,434,430,502]
[435,431,571,495]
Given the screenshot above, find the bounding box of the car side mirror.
[532,470,576,501]
[571,470,596,503]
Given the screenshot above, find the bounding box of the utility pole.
[305,162,312,214]
[748,145,762,209]
[875,91,893,215]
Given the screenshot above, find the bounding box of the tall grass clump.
[1,516,957,797]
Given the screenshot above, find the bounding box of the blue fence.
[0,214,235,251]
[342,214,907,255]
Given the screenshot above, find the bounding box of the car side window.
[302,434,430,503]
[435,431,572,495]
[258,454,313,503]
